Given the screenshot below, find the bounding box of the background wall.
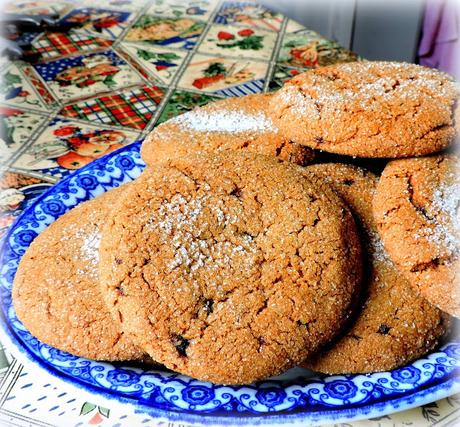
[261,0,425,62]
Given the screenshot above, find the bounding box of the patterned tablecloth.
[0,1,458,425]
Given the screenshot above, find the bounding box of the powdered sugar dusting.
[279,86,320,117]
[152,193,232,235]
[60,209,101,278]
[422,173,460,254]
[148,193,256,274]
[81,230,101,267]
[72,225,101,278]
[280,61,459,118]
[369,230,390,264]
[172,108,276,133]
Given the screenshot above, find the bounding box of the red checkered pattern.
[33,32,112,59]
[60,85,165,129]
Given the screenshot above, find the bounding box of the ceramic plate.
[1,142,459,426]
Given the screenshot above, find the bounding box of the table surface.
[0,1,459,425]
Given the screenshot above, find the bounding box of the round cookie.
[99,152,362,384]
[270,61,459,158]
[301,163,449,374]
[13,187,145,361]
[373,154,460,317]
[141,93,314,166]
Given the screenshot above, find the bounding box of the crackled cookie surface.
[141,93,314,166]
[302,163,448,373]
[13,186,145,361]
[99,152,361,384]
[270,61,459,158]
[374,154,460,317]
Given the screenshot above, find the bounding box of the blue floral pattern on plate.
[0,141,459,425]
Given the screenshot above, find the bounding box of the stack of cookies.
[13,61,459,385]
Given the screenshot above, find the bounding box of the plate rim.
[1,320,458,426]
[1,142,459,426]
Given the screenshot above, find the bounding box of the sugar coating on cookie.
[173,108,275,133]
[13,187,145,361]
[141,93,314,166]
[99,152,362,384]
[423,172,460,254]
[373,154,460,317]
[270,61,459,158]
[302,163,448,374]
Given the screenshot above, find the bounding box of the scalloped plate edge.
[0,316,458,427]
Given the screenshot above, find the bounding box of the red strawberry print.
[238,29,254,37]
[54,126,77,137]
[217,31,234,40]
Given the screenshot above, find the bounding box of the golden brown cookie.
[373,154,460,317]
[99,152,362,384]
[301,163,449,374]
[13,187,145,361]
[270,61,459,158]
[141,93,314,166]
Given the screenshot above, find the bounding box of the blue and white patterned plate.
[0,142,459,426]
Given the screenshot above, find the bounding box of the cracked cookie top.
[373,154,460,317]
[141,93,314,167]
[269,61,459,158]
[302,163,448,374]
[99,152,362,384]
[13,186,145,361]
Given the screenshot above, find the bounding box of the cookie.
[373,154,460,317]
[270,61,459,158]
[99,152,362,384]
[13,187,145,361]
[301,163,448,374]
[141,93,314,166]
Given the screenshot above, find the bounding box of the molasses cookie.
[141,93,314,166]
[99,152,362,384]
[13,187,145,361]
[270,61,459,158]
[302,163,448,374]
[374,154,460,317]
